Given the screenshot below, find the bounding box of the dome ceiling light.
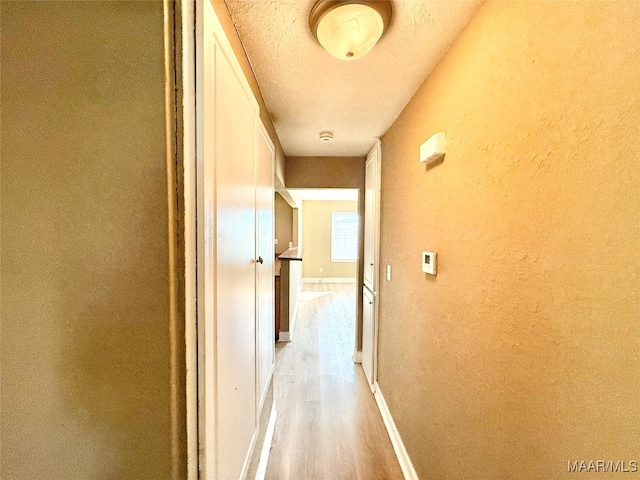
[309,0,393,61]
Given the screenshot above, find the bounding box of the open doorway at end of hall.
[274,188,360,359]
[265,187,403,479]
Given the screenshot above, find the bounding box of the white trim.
[278,331,291,342]
[302,277,357,284]
[257,362,275,415]
[352,350,362,364]
[254,404,277,480]
[374,383,419,480]
[195,1,213,476]
[239,429,259,480]
[180,1,198,478]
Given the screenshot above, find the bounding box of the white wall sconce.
[420,132,446,165]
[309,0,392,61]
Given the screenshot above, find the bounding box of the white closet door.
[363,144,380,292]
[214,41,257,480]
[362,141,381,393]
[200,2,260,478]
[362,286,376,391]
[255,122,275,414]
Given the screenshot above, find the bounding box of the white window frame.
[331,212,358,262]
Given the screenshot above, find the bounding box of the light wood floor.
[266,283,404,480]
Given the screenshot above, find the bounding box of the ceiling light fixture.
[319,131,334,143]
[309,0,392,61]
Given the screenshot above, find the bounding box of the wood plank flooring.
[266,283,404,480]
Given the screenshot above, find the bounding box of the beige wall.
[275,192,293,255]
[377,2,640,479]
[286,156,364,189]
[1,2,183,478]
[302,201,357,279]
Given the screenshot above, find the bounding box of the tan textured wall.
[275,192,293,255]
[286,156,365,189]
[378,2,640,479]
[1,2,177,478]
[302,201,358,279]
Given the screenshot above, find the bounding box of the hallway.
[266,283,403,480]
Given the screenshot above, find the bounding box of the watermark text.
[568,460,638,473]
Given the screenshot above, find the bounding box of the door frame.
[363,140,382,392]
[177,1,198,478]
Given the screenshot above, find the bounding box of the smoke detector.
[319,131,333,143]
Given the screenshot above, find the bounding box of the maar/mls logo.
[568,460,638,473]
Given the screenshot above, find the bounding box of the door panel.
[362,142,381,393]
[256,124,275,412]
[362,287,376,391]
[213,28,257,480]
[363,147,379,291]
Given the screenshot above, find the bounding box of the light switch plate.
[386,264,392,281]
[422,252,437,275]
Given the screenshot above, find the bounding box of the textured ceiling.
[225,0,482,156]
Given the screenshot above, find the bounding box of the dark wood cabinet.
[275,275,281,341]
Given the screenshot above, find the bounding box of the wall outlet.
[386,264,392,281]
[274,238,278,245]
[319,267,323,273]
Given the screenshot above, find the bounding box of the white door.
[199,2,260,478]
[255,122,275,414]
[362,141,381,392]
[363,143,380,291]
[362,286,376,391]
[213,38,257,480]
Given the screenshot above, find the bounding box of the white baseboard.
[352,350,362,364]
[278,331,291,342]
[258,362,275,414]
[254,404,277,480]
[302,277,357,284]
[374,382,419,480]
[240,428,259,480]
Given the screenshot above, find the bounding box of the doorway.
[281,188,360,355]
[264,189,402,479]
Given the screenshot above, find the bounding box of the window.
[331,212,358,262]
